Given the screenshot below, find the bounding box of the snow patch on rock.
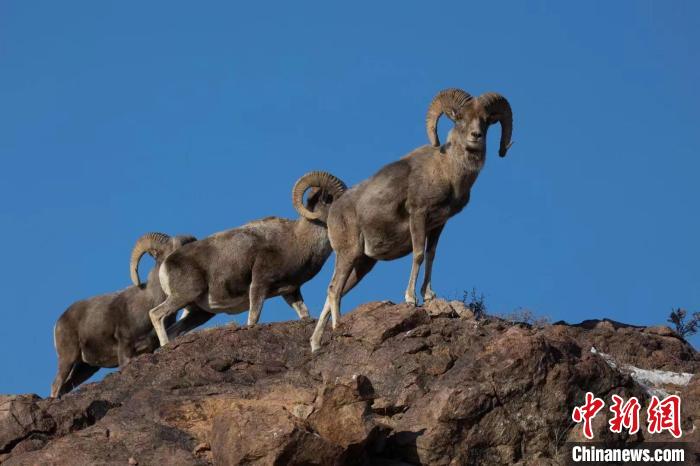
[591,346,693,397]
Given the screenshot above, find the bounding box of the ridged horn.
[292,171,347,221]
[426,88,474,147]
[477,93,513,157]
[129,232,171,286]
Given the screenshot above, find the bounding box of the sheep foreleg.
[117,340,135,368]
[283,289,310,320]
[420,224,445,302]
[247,284,267,325]
[405,211,427,305]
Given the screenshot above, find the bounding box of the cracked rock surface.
[0,300,697,465]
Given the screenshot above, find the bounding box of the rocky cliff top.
[1,300,698,465]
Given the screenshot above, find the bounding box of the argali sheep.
[310,88,513,351]
[51,233,212,397]
[148,171,347,346]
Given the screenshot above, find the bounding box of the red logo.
[608,394,641,434]
[572,393,683,439]
[572,392,605,439]
[647,394,682,438]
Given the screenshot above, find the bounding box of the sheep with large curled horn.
[148,171,347,347]
[51,232,213,397]
[310,88,513,352]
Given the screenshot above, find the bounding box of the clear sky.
[1,1,698,396]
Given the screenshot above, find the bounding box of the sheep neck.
[294,218,331,255]
[443,147,485,193]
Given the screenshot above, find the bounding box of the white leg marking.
[310,298,331,352]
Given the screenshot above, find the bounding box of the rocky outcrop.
[1,300,697,465]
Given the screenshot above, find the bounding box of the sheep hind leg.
[283,289,310,320]
[405,211,428,305]
[51,321,81,398]
[328,256,355,330]
[341,256,377,295]
[50,359,75,398]
[310,298,332,353]
[149,297,187,347]
[166,305,215,339]
[56,362,99,397]
[309,257,375,353]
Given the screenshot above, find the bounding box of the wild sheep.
[310,88,513,351]
[51,233,213,397]
[148,171,347,346]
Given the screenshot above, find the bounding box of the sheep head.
[426,88,513,157]
[292,171,347,223]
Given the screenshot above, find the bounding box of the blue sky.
[1,1,698,396]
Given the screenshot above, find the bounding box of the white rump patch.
[159,264,171,296]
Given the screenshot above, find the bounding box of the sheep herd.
[51,88,514,397]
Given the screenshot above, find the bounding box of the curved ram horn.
[425,88,474,147]
[292,171,347,221]
[477,93,513,157]
[129,232,171,286]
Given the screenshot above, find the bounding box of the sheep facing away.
[148,171,347,347]
[310,88,513,351]
[51,233,213,397]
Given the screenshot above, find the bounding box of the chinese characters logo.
[572,392,681,439]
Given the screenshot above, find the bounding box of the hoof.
[310,340,321,353]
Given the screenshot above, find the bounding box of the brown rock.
[0,394,55,452]
[308,375,378,449]
[595,320,616,331]
[0,300,697,465]
[424,299,476,320]
[643,325,677,337]
[193,442,210,454]
[210,400,341,465]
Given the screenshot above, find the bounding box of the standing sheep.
[148,171,347,347]
[310,88,513,351]
[51,233,212,397]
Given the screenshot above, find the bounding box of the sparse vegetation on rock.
[499,307,551,328]
[667,307,700,339]
[461,287,487,319]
